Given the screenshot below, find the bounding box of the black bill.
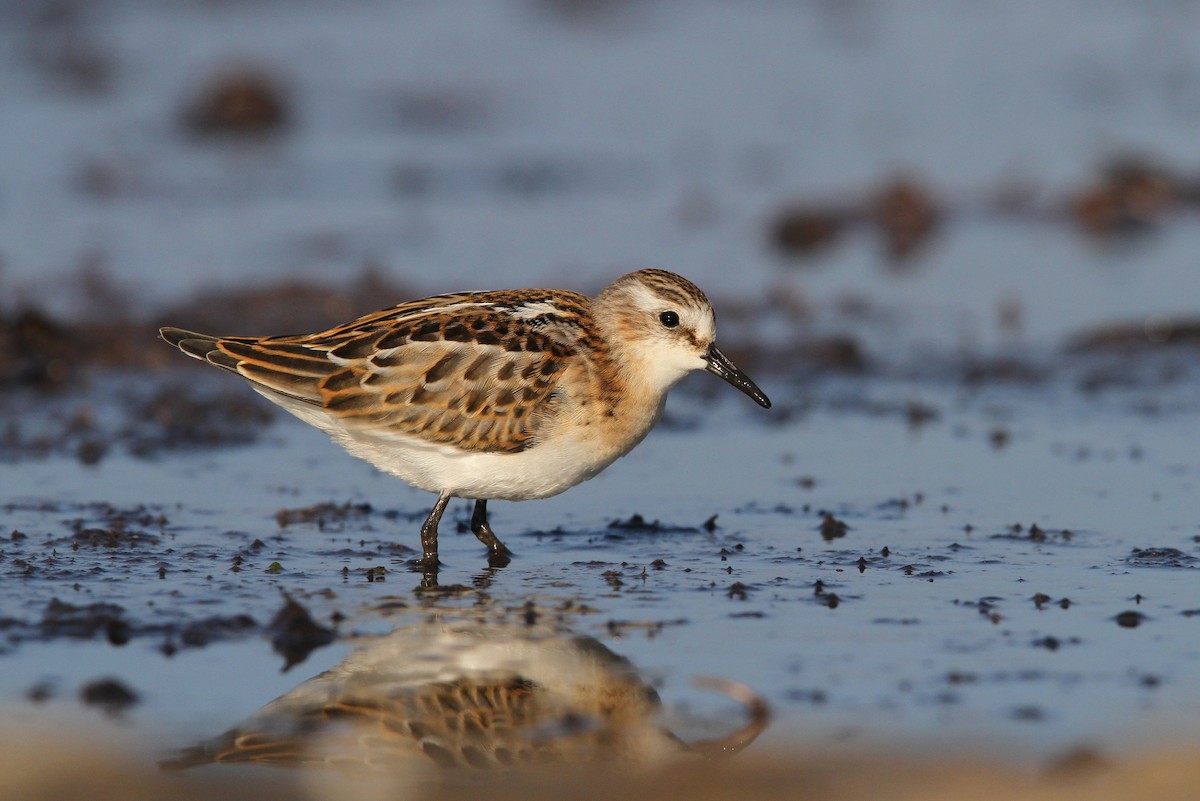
[703,344,771,409]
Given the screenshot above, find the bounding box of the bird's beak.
[703,344,771,409]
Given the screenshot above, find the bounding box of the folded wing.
[160,292,585,454]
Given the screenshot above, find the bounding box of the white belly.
[266,388,656,501]
[336,427,624,501]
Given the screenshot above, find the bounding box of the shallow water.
[3,0,1200,789]
[3,363,1199,770]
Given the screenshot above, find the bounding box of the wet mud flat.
[3,305,1200,800]
[6,0,1200,795]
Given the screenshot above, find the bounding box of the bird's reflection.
[162,619,768,775]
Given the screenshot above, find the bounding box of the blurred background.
[4,0,1200,361]
[7,6,1200,794]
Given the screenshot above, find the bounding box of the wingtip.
[159,326,202,347]
[159,327,224,363]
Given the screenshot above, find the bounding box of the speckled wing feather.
[161,677,561,771]
[163,289,597,454]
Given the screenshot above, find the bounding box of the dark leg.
[414,491,452,570]
[470,499,511,566]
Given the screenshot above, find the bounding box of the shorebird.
[160,269,770,569]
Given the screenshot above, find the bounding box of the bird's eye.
[659,311,680,328]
